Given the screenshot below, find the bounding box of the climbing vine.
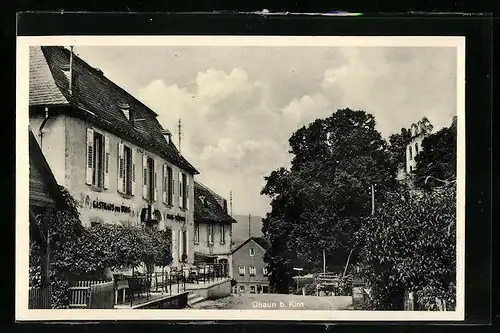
[29,186,172,308]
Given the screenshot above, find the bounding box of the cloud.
[133,47,457,216]
[138,68,292,216]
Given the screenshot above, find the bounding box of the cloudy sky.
[73,45,457,217]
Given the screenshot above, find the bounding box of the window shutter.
[85,128,94,185]
[178,229,182,262]
[170,167,175,202]
[186,230,189,259]
[103,136,110,189]
[179,171,183,208]
[162,164,167,203]
[153,166,158,202]
[142,154,148,199]
[185,175,190,210]
[117,142,124,193]
[131,149,136,196]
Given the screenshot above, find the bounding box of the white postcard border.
[16,35,466,322]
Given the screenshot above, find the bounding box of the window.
[408,145,413,160]
[238,266,245,276]
[249,266,256,276]
[262,285,269,293]
[194,224,200,244]
[118,145,135,195]
[250,285,256,294]
[262,267,268,276]
[415,142,419,154]
[207,224,214,245]
[162,165,174,205]
[220,224,226,244]
[90,221,102,228]
[142,156,156,201]
[86,129,109,189]
[179,172,189,209]
[239,285,245,292]
[410,166,413,172]
[249,248,255,256]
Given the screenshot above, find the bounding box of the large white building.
[28,46,199,269]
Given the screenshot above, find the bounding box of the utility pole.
[178,119,182,153]
[323,249,326,273]
[371,184,375,215]
[248,213,251,238]
[229,190,233,217]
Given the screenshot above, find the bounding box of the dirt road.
[192,293,353,310]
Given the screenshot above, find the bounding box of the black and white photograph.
[17,36,465,321]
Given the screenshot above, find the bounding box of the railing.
[68,280,111,309]
[28,285,52,309]
[111,263,230,307]
[314,273,353,296]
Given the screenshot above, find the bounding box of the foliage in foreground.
[357,182,456,310]
[29,186,172,308]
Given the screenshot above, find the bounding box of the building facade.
[231,237,270,294]
[405,117,434,174]
[193,181,235,271]
[28,46,199,269]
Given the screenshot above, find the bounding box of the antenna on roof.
[178,118,182,153]
[248,213,251,239]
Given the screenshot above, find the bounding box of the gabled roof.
[29,128,65,208]
[231,236,270,254]
[194,181,236,224]
[29,46,198,175]
[29,47,69,106]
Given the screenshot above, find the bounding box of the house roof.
[194,181,236,224]
[29,46,198,175]
[231,236,270,254]
[29,128,65,208]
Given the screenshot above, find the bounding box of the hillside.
[231,214,264,248]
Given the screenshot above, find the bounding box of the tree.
[414,120,457,189]
[261,108,396,292]
[358,183,456,310]
[387,128,411,172]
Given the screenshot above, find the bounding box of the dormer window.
[118,103,131,121]
[160,129,172,144]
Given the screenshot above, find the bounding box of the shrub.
[29,186,173,308]
[358,183,456,310]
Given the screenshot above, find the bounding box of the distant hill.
[231,214,264,248]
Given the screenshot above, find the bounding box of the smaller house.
[29,128,65,292]
[231,237,270,294]
[193,181,236,271]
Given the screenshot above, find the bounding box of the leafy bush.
[29,186,173,308]
[358,183,456,310]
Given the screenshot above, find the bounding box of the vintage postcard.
[16,35,465,321]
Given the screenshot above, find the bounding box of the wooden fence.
[28,286,52,309]
[69,280,112,309]
[404,290,449,311]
